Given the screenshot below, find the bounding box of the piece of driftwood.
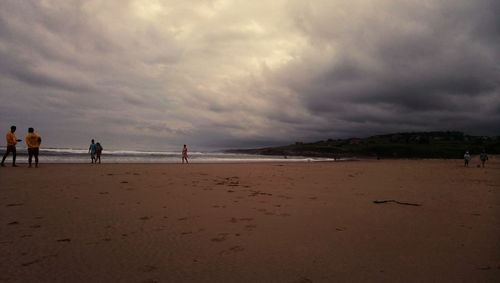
[373,200,421,206]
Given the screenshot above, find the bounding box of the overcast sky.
[1,0,499,150]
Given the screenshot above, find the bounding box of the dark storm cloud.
[275,0,500,137]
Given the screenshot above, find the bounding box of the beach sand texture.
[1,159,499,282]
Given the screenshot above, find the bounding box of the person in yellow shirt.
[25,127,42,168]
[1,125,22,167]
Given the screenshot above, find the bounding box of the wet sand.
[1,159,499,282]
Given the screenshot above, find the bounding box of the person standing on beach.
[89,139,97,164]
[25,127,42,168]
[464,151,471,167]
[479,151,488,168]
[1,126,22,167]
[182,144,189,164]
[95,142,103,164]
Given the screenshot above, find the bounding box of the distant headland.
[227,131,500,159]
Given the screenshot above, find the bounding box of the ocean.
[0,148,336,163]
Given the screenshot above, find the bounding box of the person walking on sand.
[25,127,42,168]
[479,150,488,168]
[464,151,471,167]
[89,139,97,164]
[1,126,22,167]
[95,142,103,164]
[182,144,189,164]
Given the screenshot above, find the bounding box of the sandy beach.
[1,159,499,282]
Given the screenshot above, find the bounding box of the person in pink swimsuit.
[182,144,189,164]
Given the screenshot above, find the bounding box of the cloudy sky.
[1,0,499,150]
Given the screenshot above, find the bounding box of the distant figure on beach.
[182,144,189,164]
[1,126,22,167]
[89,139,97,164]
[479,151,488,168]
[95,142,103,164]
[464,151,471,167]
[25,127,42,168]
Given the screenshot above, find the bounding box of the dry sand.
[1,159,499,282]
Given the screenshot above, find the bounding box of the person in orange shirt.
[25,127,42,168]
[1,125,22,167]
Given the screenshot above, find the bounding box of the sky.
[0,0,499,151]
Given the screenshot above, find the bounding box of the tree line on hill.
[228,131,500,159]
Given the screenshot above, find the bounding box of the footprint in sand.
[21,259,41,267]
[292,277,313,283]
[139,216,151,221]
[229,246,244,252]
[121,181,129,184]
[6,203,24,207]
[99,191,109,195]
[249,190,272,197]
[21,254,57,267]
[8,221,19,225]
[220,245,245,255]
[211,233,229,242]
[56,238,71,242]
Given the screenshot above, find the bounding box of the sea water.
[1,148,336,163]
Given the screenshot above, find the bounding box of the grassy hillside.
[229,131,500,159]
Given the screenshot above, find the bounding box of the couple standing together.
[89,139,103,164]
[1,126,42,168]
